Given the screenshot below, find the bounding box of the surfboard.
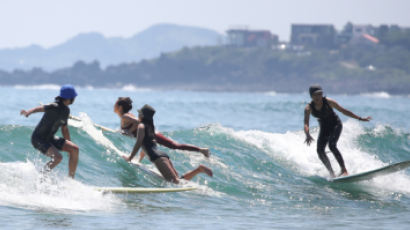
[95,186,197,194]
[330,160,410,183]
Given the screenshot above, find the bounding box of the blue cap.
[59,85,78,99]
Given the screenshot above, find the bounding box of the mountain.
[2,45,410,94]
[0,24,222,71]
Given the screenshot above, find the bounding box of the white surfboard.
[95,186,197,194]
[330,160,410,183]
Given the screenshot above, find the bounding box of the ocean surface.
[1,85,410,229]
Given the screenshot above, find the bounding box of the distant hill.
[1,45,410,94]
[0,24,222,71]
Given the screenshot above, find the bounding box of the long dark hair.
[141,117,156,141]
[139,104,156,141]
[115,97,133,113]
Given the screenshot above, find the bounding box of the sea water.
[0,86,410,229]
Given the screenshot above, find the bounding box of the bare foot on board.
[339,171,349,177]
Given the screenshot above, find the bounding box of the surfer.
[114,97,210,158]
[20,85,80,178]
[304,85,371,177]
[122,104,213,183]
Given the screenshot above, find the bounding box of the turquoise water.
[1,86,410,229]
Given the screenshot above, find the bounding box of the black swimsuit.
[310,97,346,173]
[31,100,69,153]
[310,97,340,127]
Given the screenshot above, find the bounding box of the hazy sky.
[1,0,409,48]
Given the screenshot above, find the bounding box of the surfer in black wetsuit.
[20,85,80,178]
[122,104,213,183]
[304,85,371,177]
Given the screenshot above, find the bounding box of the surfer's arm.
[304,105,314,145]
[124,124,145,161]
[327,98,371,122]
[20,106,45,117]
[61,124,71,141]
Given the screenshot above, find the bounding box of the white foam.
[264,91,277,97]
[0,161,119,212]
[121,84,152,92]
[13,84,61,90]
[72,112,126,156]
[83,85,95,90]
[371,123,404,137]
[361,91,392,99]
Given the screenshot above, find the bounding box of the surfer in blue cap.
[304,85,371,177]
[20,85,80,178]
[122,104,213,183]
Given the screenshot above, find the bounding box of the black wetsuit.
[31,100,69,154]
[141,126,169,162]
[310,97,346,174]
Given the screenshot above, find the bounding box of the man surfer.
[304,85,371,177]
[20,85,80,178]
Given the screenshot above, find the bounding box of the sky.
[1,0,409,49]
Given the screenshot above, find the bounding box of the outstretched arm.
[304,105,314,145]
[327,98,371,121]
[20,106,44,117]
[123,124,145,162]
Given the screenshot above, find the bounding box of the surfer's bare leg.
[62,140,79,178]
[155,132,210,157]
[182,165,213,181]
[44,146,63,171]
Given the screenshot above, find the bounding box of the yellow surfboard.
[95,186,197,194]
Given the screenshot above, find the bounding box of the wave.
[361,91,392,98]
[121,84,152,92]
[1,116,410,212]
[264,91,278,96]
[0,161,119,212]
[229,119,410,195]
[13,84,61,90]
[70,113,223,196]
